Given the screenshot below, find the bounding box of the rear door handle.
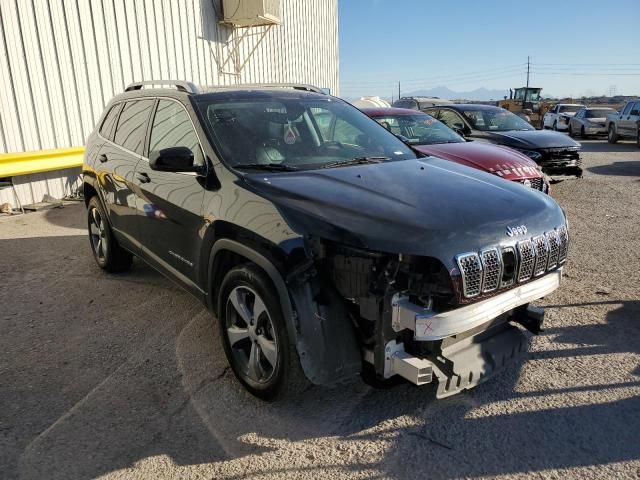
[135,172,151,184]
[98,153,108,163]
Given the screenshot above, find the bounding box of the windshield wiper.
[319,156,389,169]
[233,163,299,172]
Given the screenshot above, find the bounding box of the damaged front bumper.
[372,270,561,398]
[391,270,561,341]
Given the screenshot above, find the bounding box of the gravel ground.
[1,139,639,480]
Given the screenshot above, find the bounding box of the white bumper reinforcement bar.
[391,270,562,341]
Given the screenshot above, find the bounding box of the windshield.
[371,113,464,145]
[460,108,534,132]
[558,105,583,113]
[585,109,615,118]
[514,89,541,102]
[195,95,417,170]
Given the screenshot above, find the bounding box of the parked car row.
[363,107,550,192]
[391,97,583,177]
[84,81,570,401]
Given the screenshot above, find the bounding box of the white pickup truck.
[542,104,585,131]
[606,100,640,146]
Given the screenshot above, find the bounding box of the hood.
[413,142,542,181]
[480,129,581,149]
[243,158,565,268]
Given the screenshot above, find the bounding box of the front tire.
[87,196,132,272]
[568,124,573,137]
[608,125,618,143]
[552,121,558,131]
[581,126,587,139]
[218,264,308,400]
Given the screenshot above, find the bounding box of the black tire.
[608,124,618,144]
[581,126,587,139]
[637,129,640,148]
[552,121,557,131]
[568,124,573,137]
[218,263,309,400]
[87,196,133,272]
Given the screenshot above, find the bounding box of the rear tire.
[218,264,309,400]
[552,121,558,131]
[87,196,133,272]
[608,124,618,144]
[581,126,587,139]
[568,124,573,137]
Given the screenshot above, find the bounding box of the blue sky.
[338,0,640,99]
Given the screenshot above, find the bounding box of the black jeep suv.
[83,81,569,400]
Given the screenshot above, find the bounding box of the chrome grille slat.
[533,235,549,276]
[557,225,569,264]
[481,248,502,293]
[546,230,560,269]
[456,253,483,298]
[516,240,535,282]
[455,224,569,298]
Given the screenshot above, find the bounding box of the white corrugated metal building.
[0,0,339,208]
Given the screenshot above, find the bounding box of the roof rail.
[204,83,328,94]
[125,80,200,94]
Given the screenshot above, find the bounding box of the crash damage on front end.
[245,157,569,398]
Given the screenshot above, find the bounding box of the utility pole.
[398,81,401,100]
[525,56,530,103]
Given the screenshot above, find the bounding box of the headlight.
[513,148,542,161]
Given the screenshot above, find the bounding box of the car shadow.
[3,206,639,479]
[587,160,640,177]
[580,141,639,154]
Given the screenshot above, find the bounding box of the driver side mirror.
[453,123,467,137]
[149,146,198,172]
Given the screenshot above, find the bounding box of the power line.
[340,64,525,86]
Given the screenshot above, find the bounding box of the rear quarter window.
[99,104,121,140]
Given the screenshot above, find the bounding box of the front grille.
[547,230,560,269]
[456,253,483,297]
[530,178,543,191]
[481,249,502,292]
[516,240,535,282]
[533,235,549,276]
[455,223,569,299]
[557,225,569,264]
[541,146,581,168]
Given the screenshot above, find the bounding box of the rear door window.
[438,109,466,129]
[114,99,155,155]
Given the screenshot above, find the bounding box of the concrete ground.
[1,139,639,480]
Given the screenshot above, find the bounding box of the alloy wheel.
[88,206,108,261]
[225,286,278,383]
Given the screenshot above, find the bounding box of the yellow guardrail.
[0,147,84,177]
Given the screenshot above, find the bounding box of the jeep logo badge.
[506,225,528,237]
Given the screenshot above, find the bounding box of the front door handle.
[135,172,151,184]
[98,153,108,163]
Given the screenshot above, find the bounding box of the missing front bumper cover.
[392,270,560,340]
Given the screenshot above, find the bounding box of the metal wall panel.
[0,0,339,154]
[0,0,338,207]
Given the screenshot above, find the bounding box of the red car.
[363,108,549,193]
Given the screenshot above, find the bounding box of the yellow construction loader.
[499,87,553,129]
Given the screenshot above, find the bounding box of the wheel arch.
[207,237,362,386]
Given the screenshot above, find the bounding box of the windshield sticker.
[423,118,435,125]
[284,122,296,144]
